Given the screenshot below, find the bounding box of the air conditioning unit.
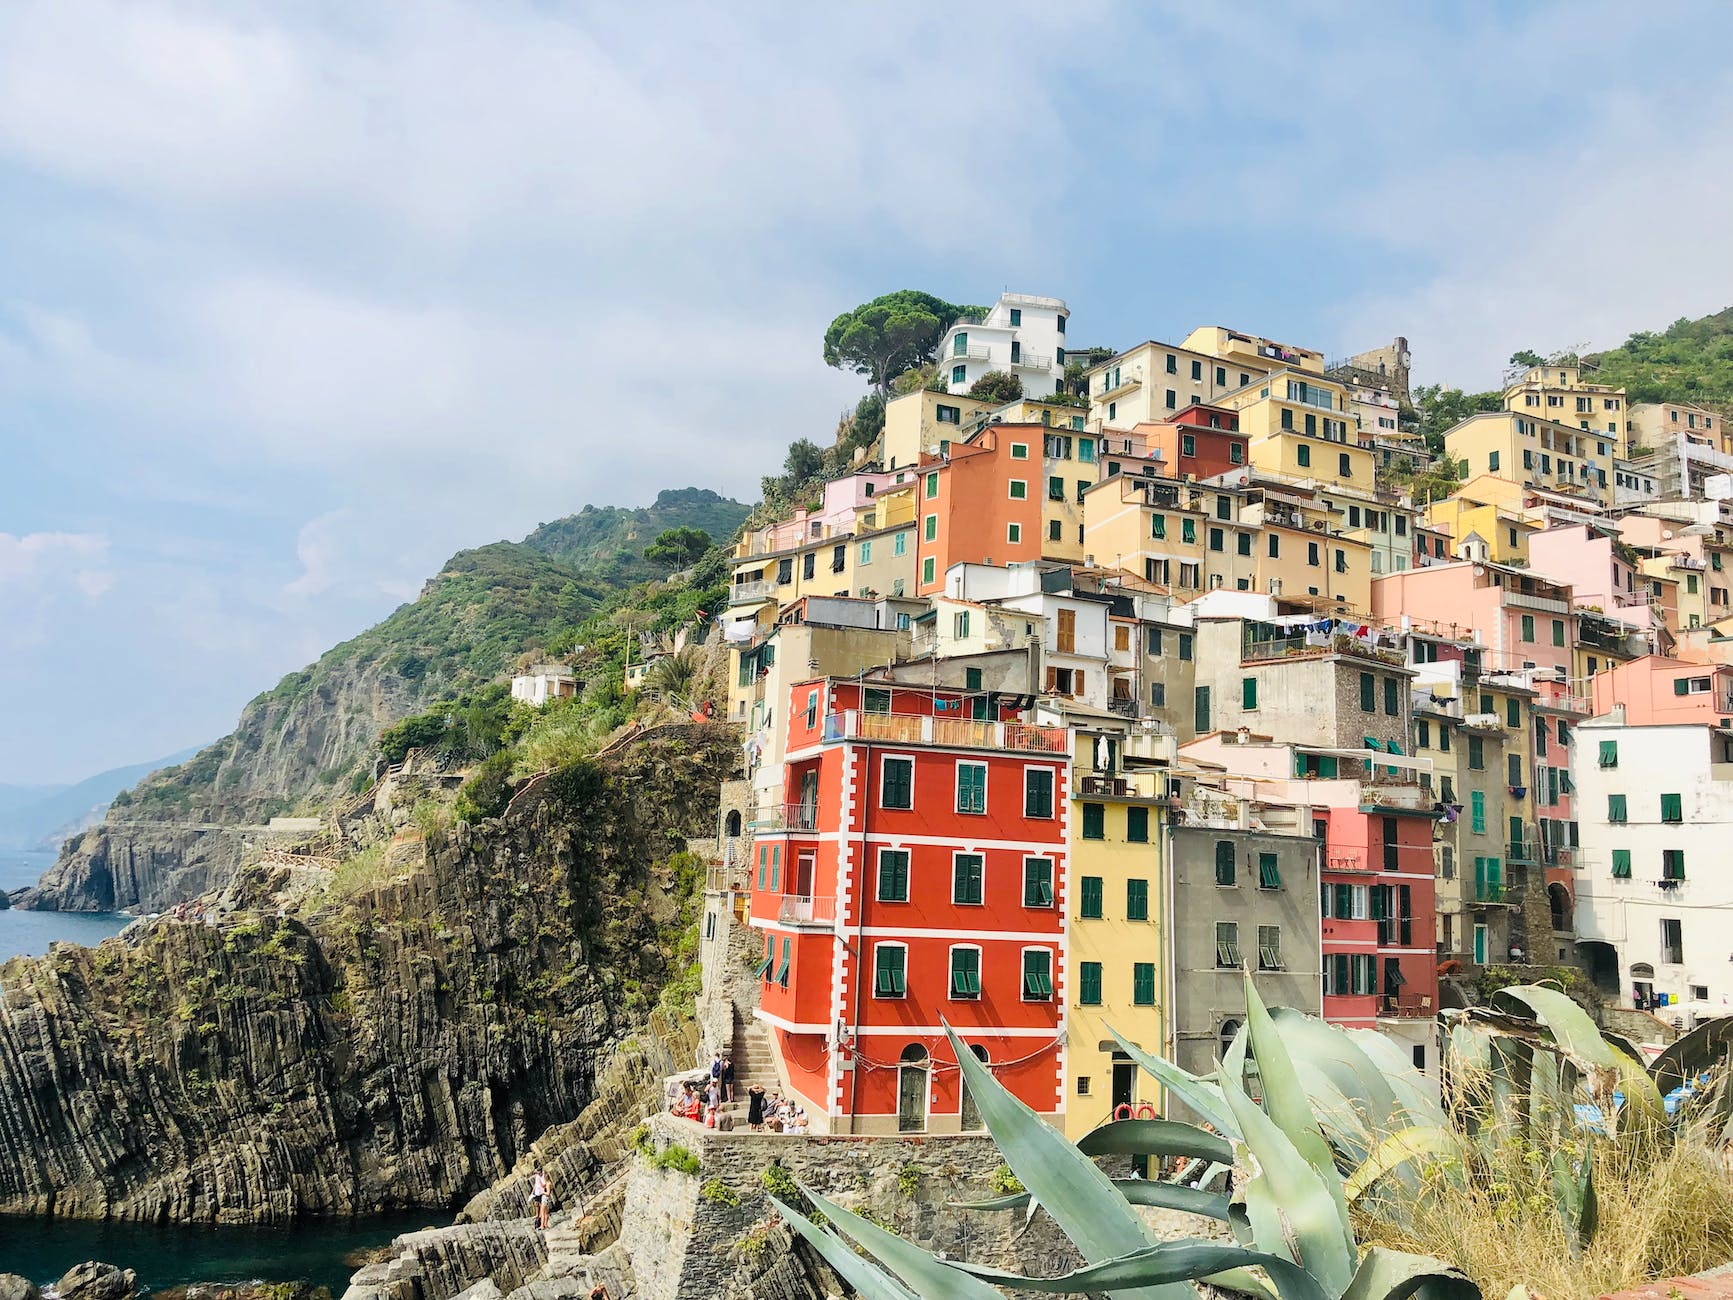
[1268,579,1283,596]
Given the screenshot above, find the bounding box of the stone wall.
[619,1114,1080,1300]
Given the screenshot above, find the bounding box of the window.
[1257,925,1282,971]
[1489,451,1501,472]
[881,757,914,810]
[1023,857,1054,908]
[924,471,940,500]
[1360,672,1376,711]
[1023,950,1054,1000]
[1078,961,1103,1006]
[955,761,987,814]
[1468,736,1485,771]
[1230,442,1245,464]
[1056,607,1076,653]
[778,936,791,987]
[1608,793,1627,823]
[1082,802,1105,840]
[1661,918,1684,965]
[921,556,936,585]
[953,611,971,641]
[1165,388,1178,409]
[893,531,907,557]
[1126,877,1149,920]
[1194,684,1211,732]
[1506,698,1521,728]
[1470,790,1486,833]
[1182,519,1197,543]
[1216,922,1241,968]
[950,947,982,999]
[1179,633,1193,661]
[1025,768,1055,818]
[1006,522,1022,544]
[1009,480,1027,500]
[1551,619,1565,647]
[1181,433,1196,457]
[1237,531,1252,556]
[874,944,906,998]
[1209,527,1224,552]
[1191,359,1202,380]
[951,364,966,385]
[953,853,984,905]
[1661,792,1683,823]
[1339,452,1352,478]
[1079,875,1104,918]
[923,514,937,543]
[1214,839,1236,885]
[1133,962,1156,1006]
[1599,740,1618,768]
[877,849,910,902]
[1611,849,1632,879]
[1258,853,1281,889]
[1297,443,1311,468]
[1521,614,1535,643]
[1126,806,1149,844]
[1508,753,1523,787]
[1384,677,1399,716]
[1663,849,1686,881]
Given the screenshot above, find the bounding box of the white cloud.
[0,531,114,645]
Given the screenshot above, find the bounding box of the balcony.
[1506,840,1538,864]
[730,579,778,606]
[1378,993,1436,1020]
[751,802,820,832]
[1016,351,1053,372]
[1462,713,1505,734]
[777,894,836,927]
[1472,882,1509,905]
[821,710,1069,754]
[951,344,991,362]
[1504,590,1570,615]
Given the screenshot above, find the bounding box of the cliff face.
[17,487,749,914]
[0,727,737,1224]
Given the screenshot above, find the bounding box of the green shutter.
[1471,791,1485,832]
[954,854,983,905]
[1079,961,1102,1006]
[1080,876,1104,918]
[1126,806,1149,842]
[1242,677,1258,709]
[874,945,905,997]
[878,849,909,901]
[1082,803,1105,839]
[951,948,981,998]
[957,762,986,814]
[1023,858,1053,907]
[1611,849,1632,879]
[1258,853,1281,889]
[1608,793,1626,823]
[1675,677,1691,696]
[1126,878,1149,921]
[1661,792,1683,822]
[1599,740,1618,768]
[1133,962,1156,1006]
[1022,950,1053,999]
[1214,839,1236,885]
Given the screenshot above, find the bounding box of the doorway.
[1111,1054,1138,1112]
[795,852,814,900]
[898,1044,929,1133]
[959,1045,989,1131]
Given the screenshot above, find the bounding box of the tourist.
[721,1055,735,1102]
[531,1166,551,1231]
[709,1052,722,1090]
[747,1084,766,1130]
[671,1082,701,1120]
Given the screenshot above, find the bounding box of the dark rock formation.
[0,728,737,1224]
[54,1263,136,1300]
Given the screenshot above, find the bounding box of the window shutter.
[1675,677,1690,696]
[1045,666,1058,691]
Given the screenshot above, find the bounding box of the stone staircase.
[723,1003,779,1124]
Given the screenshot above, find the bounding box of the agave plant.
[769,972,1479,1300]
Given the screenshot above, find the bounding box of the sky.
[3,0,1732,785]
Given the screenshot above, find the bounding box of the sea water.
[0,848,129,964]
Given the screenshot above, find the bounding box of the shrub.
[653,1144,702,1176]
[700,1177,741,1207]
[895,1162,921,1199]
[987,1163,1025,1197]
[454,749,515,823]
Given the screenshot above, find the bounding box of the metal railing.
[751,802,820,832]
[729,579,777,604]
[1506,840,1538,863]
[1379,994,1436,1020]
[777,894,836,926]
[821,710,1069,754]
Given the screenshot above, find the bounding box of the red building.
[1131,407,1250,481]
[750,679,1071,1134]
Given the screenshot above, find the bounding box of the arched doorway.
[724,809,742,838]
[898,1044,930,1133]
[1548,883,1572,933]
[958,1045,989,1131]
[1217,1019,1242,1063]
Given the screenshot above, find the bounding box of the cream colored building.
[1085,340,1275,433]
[1628,400,1729,457]
[881,389,997,471]
[1216,371,1377,491]
[1502,363,1629,456]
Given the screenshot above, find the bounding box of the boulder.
[53,1263,136,1300]
[0,1273,40,1300]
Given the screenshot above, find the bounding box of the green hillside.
[523,487,750,581]
[1583,307,1733,407]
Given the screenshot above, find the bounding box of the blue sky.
[3,0,1732,784]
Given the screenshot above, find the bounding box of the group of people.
[744,1084,806,1133]
[668,1053,739,1123]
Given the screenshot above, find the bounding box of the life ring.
[1113,1103,1135,1121]
[1136,1103,1158,1120]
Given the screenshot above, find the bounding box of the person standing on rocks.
[531,1166,551,1231]
[721,1055,735,1102]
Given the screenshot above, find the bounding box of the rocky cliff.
[16,489,748,914]
[0,726,737,1224]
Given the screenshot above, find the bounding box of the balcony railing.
[951,344,991,362]
[1472,882,1508,904]
[1504,590,1571,614]
[1016,351,1053,371]
[822,710,1069,754]
[1379,994,1436,1020]
[751,802,820,831]
[1506,840,1538,863]
[729,579,778,605]
[777,894,836,926]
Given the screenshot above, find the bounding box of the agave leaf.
[1243,972,1354,1243]
[1340,1245,1480,1300]
[951,1178,1231,1220]
[1345,1026,1448,1128]
[1650,1014,1733,1093]
[1076,1118,1235,1165]
[1490,985,1663,1123]
[949,1239,1333,1300]
[803,1187,1006,1300]
[767,1194,917,1300]
[1345,1126,1460,1204]
[1217,1049,1358,1297]
[1271,1008,1404,1132]
[1204,1265,1283,1300]
[944,1024,1186,1299]
[1108,1024,1240,1136]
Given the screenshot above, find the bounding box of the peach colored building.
[1372,561,1576,684]
[913,424,1047,595]
[1590,655,1733,725]
[1527,523,1677,648]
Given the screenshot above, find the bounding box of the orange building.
[912,424,1049,595]
[749,679,1071,1134]
[1590,655,1733,724]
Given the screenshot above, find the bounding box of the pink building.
[1372,562,1575,685]
[1527,523,1675,645]
[1591,655,1733,725]
[745,471,907,554]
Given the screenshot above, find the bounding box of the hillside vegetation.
[1584,306,1733,407]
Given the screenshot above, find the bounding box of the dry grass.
[1357,1109,1733,1299]
[328,843,390,898]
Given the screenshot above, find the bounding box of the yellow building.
[881,388,996,471]
[1080,476,1212,597]
[1239,483,1374,612]
[1058,720,1169,1139]
[1084,340,1277,433]
[1181,326,1326,375]
[1443,411,1617,507]
[1502,364,1628,456]
[1426,482,1537,566]
[849,481,920,601]
[1216,371,1376,491]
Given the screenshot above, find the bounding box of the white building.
[937,293,1070,399]
[1572,708,1733,1022]
[510,665,578,707]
